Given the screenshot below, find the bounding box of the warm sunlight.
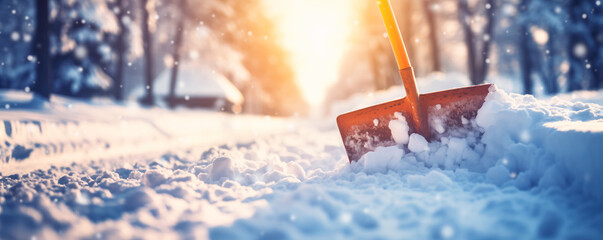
[264,0,356,105]
[4,0,603,238]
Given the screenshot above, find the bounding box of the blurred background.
[0,0,601,116]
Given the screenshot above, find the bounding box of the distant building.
[134,64,244,113]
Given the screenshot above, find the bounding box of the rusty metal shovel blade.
[337,84,493,162]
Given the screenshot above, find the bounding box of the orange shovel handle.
[377,0,411,70]
[377,0,430,138]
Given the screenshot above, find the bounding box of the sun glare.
[264,0,355,106]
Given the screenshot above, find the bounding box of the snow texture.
[1,84,603,239]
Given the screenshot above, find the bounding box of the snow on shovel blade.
[336,84,494,162]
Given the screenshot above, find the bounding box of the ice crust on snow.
[1,85,603,239]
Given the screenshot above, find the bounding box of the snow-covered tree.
[494,0,601,94]
[154,0,232,107]
[1,0,119,98]
[457,0,496,85]
[48,0,118,97]
[0,0,36,90]
[517,0,565,94]
[566,0,602,91]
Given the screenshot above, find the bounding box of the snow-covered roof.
[137,63,244,105]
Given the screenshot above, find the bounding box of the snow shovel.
[336,0,493,162]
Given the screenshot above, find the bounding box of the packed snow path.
[1,88,603,239]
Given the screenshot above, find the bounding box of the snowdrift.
[353,86,603,200]
[1,79,602,239]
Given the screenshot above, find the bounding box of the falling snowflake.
[10,32,20,41]
[573,43,587,58]
[74,46,87,59]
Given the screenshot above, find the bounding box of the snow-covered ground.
[0,90,290,174]
[1,77,603,239]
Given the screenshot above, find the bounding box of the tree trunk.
[423,0,441,72]
[32,0,51,100]
[591,59,601,90]
[114,0,126,101]
[566,0,584,92]
[587,42,600,90]
[592,8,602,90]
[370,51,382,90]
[168,20,184,108]
[140,0,154,106]
[476,0,495,84]
[544,31,559,94]
[519,25,532,94]
[458,0,477,85]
